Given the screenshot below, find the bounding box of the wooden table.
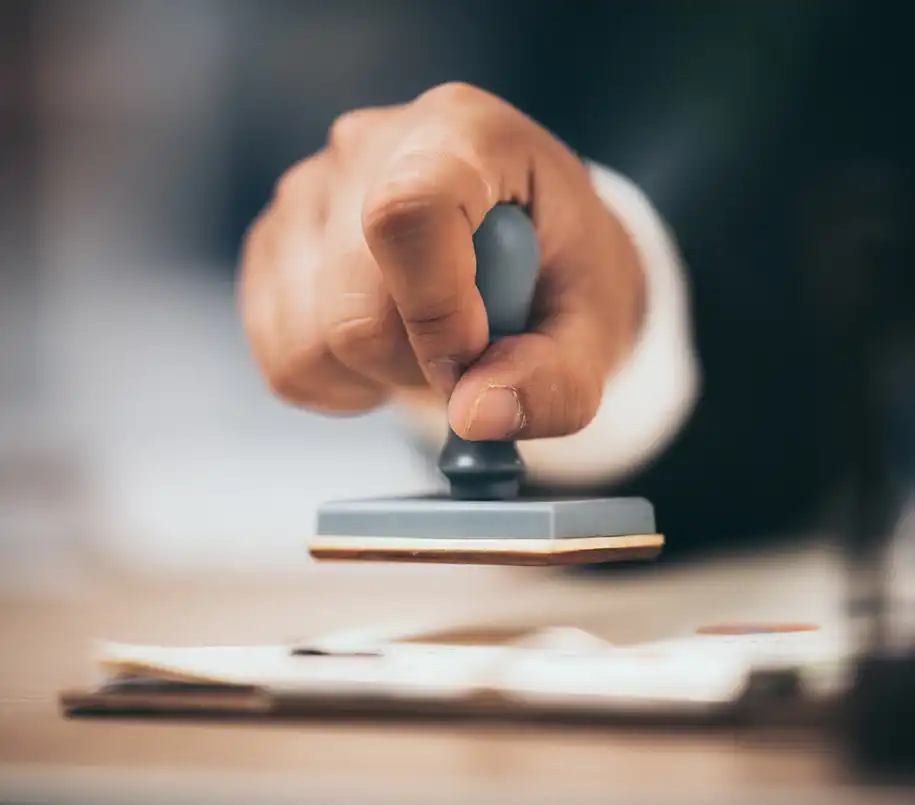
[0,551,906,803]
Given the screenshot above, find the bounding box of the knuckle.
[326,303,396,362]
[271,152,329,206]
[477,122,525,162]
[327,108,372,150]
[401,301,464,342]
[417,83,522,158]
[420,81,489,108]
[362,181,451,246]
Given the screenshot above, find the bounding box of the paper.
[87,622,851,716]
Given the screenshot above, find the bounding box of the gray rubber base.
[316,496,655,540]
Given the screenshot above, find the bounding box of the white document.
[92,622,851,715]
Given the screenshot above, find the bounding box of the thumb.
[447,330,606,441]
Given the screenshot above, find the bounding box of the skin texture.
[238,83,645,442]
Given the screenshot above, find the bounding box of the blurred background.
[3,0,508,585]
[1,0,913,591]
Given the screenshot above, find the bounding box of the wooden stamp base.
[308,533,664,566]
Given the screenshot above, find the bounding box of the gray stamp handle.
[437,203,540,500]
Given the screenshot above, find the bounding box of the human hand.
[239,82,644,441]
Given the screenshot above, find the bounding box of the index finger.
[360,147,493,395]
[360,92,537,395]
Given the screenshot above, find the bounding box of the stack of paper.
[60,621,852,724]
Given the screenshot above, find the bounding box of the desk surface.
[0,548,897,803]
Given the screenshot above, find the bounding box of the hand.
[239,82,644,441]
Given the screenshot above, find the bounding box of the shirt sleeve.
[394,160,702,487]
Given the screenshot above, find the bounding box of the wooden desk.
[0,555,902,803]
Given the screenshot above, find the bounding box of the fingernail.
[465,386,524,440]
[426,358,460,396]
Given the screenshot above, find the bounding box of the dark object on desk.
[833,200,915,780]
[308,204,662,565]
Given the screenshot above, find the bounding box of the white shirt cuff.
[396,160,701,487]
